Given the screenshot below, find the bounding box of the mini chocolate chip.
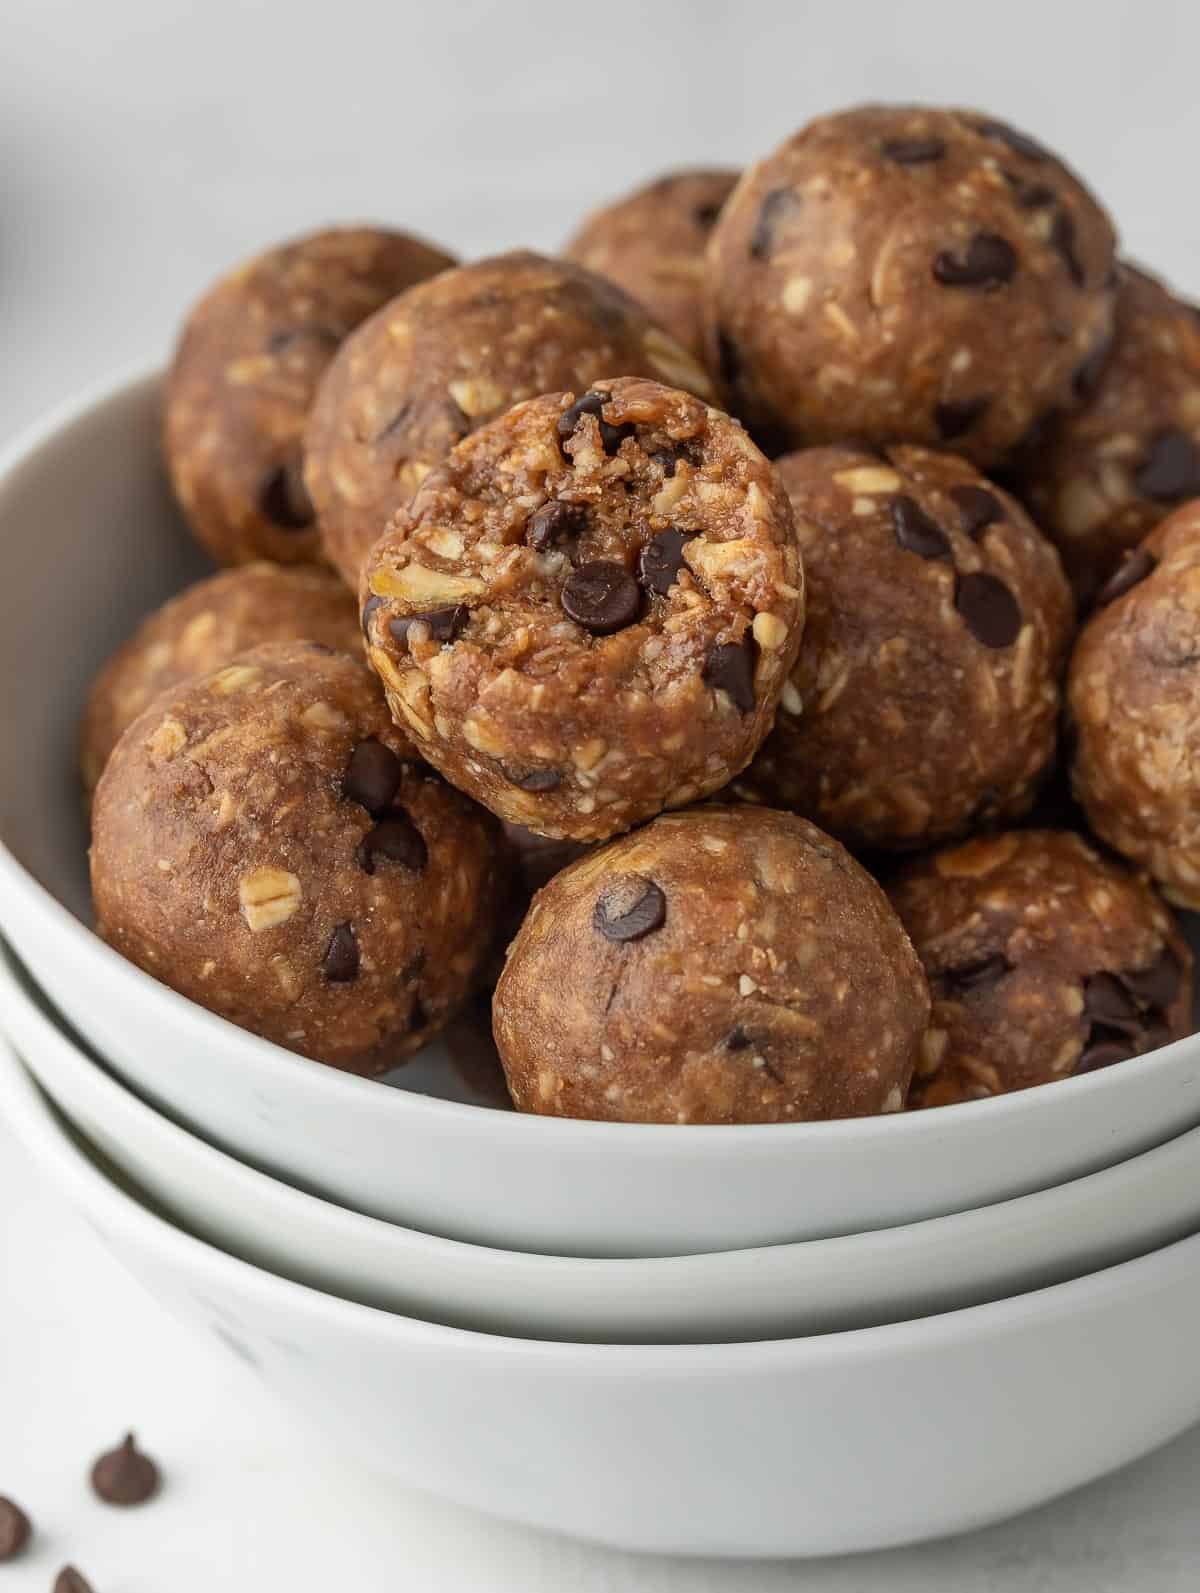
[750,188,800,259]
[527,499,589,556]
[267,324,341,353]
[1083,971,1141,1030]
[932,232,1017,290]
[694,200,723,229]
[1074,1028,1138,1075]
[639,529,697,595]
[409,995,430,1032]
[1049,209,1086,286]
[1010,178,1057,210]
[374,399,414,443]
[976,119,1049,161]
[322,922,359,983]
[1122,945,1184,1010]
[342,738,406,817]
[54,1567,94,1593]
[717,329,741,387]
[388,606,467,648]
[1135,427,1200,502]
[955,572,1022,647]
[725,1025,752,1050]
[91,1432,160,1506]
[561,561,642,634]
[361,593,386,637]
[507,766,561,792]
[934,396,990,440]
[259,454,314,530]
[882,135,946,165]
[943,953,1010,994]
[0,1497,30,1561]
[556,391,633,456]
[357,813,428,874]
[1095,547,1157,607]
[1073,334,1113,400]
[891,495,951,560]
[949,484,1004,539]
[593,874,667,942]
[703,635,757,712]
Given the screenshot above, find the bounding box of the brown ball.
[706,106,1117,465]
[738,443,1073,850]
[890,830,1192,1107]
[80,563,361,793]
[91,641,504,1073]
[564,168,739,359]
[494,806,929,1124]
[304,250,715,587]
[164,226,455,567]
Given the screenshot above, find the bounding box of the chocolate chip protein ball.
[706,106,1117,464]
[737,443,1073,850]
[494,806,929,1124]
[363,378,804,841]
[305,250,715,586]
[564,168,740,360]
[164,226,455,567]
[91,642,504,1073]
[80,563,360,794]
[1015,264,1200,605]
[1069,502,1200,905]
[890,830,1192,1107]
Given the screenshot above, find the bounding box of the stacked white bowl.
[3,371,1200,1559]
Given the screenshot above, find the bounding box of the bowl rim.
[0,362,1195,1150]
[4,1019,1200,1366]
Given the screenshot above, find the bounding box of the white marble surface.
[4,0,1200,1584]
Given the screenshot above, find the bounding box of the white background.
[4,1,1200,1586]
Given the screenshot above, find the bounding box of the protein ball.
[304,250,715,587]
[1016,263,1200,605]
[564,168,739,360]
[891,830,1192,1107]
[706,105,1117,465]
[363,378,804,841]
[493,806,929,1124]
[80,562,361,793]
[164,226,455,567]
[91,642,504,1073]
[1069,502,1200,905]
[738,443,1073,851]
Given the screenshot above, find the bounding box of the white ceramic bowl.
[9,933,1200,1345]
[3,367,1200,1258]
[6,1033,1200,1560]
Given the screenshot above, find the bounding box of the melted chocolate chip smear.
[949,485,1004,539]
[562,561,642,634]
[891,495,951,559]
[639,529,696,595]
[1095,547,1157,607]
[342,738,405,817]
[322,922,359,983]
[593,874,667,942]
[932,233,1017,290]
[259,454,314,530]
[702,635,757,712]
[955,572,1022,647]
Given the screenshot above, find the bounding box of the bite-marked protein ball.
[363,378,804,841]
[890,830,1192,1107]
[1016,264,1200,604]
[91,642,504,1073]
[493,806,930,1124]
[1069,502,1200,905]
[706,106,1117,465]
[80,562,361,793]
[737,443,1073,851]
[564,168,740,360]
[304,250,715,586]
[164,226,455,567]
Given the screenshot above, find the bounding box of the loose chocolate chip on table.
[1074,1026,1139,1075]
[342,738,406,817]
[556,391,634,456]
[389,606,467,648]
[955,572,1022,648]
[54,1568,94,1593]
[507,766,562,792]
[1095,547,1157,608]
[942,953,1010,994]
[593,874,667,943]
[749,188,800,259]
[891,496,951,560]
[702,635,757,712]
[949,485,1004,539]
[724,1025,752,1050]
[562,561,642,635]
[1122,945,1183,1010]
[638,529,697,595]
[361,594,386,637]
[1083,971,1141,1030]
[357,813,429,874]
[259,454,314,530]
[0,1496,30,1561]
[527,500,589,555]
[1073,333,1113,400]
[932,233,1017,290]
[882,135,946,165]
[1049,208,1086,286]
[91,1431,160,1506]
[322,922,360,983]
[934,396,989,440]
[1135,427,1200,502]
[975,119,1049,161]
